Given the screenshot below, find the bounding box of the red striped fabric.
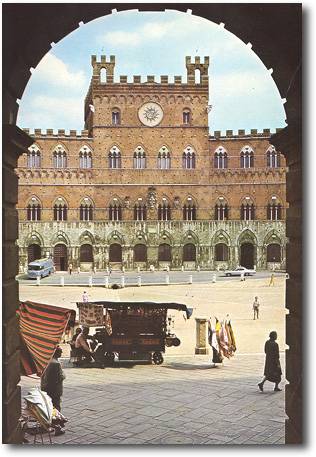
[17,301,73,376]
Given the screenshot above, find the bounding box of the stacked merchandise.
[208,317,237,364]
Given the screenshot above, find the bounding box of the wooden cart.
[76,301,192,365]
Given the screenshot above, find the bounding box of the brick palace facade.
[16,55,287,272]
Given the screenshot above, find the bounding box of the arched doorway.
[240,243,255,268]
[109,243,122,262]
[158,243,172,262]
[53,244,68,271]
[134,244,147,262]
[27,244,41,263]
[267,243,281,263]
[215,243,229,261]
[80,244,93,262]
[183,243,196,262]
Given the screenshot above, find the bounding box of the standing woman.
[258,331,282,392]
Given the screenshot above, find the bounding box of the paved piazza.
[20,276,286,445]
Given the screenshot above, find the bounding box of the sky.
[17,9,287,134]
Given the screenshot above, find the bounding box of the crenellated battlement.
[210,128,284,139]
[89,55,209,86]
[22,128,92,138]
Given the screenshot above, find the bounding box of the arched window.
[266,146,280,168]
[215,243,229,261]
[109,199,122,221]
[214,146,228,169]
[134,244,147,262]
[112,108,121,125]
[158,199,171,221]
[183,146,196,169]
[215,198,229,221]
[134,199,147,221]
[79,146,92,168]
[53,145,67,168]
[100,67,107,83]
[80,244,93,262]
[108,146,121,169]
[240,197,255,221]
[158,243,172,261]
[240,146,254,168]
[158,146,171,169]
[80,198,93,221]
[27,145,41,168]
[267,243,281,262]
[53,197,68,221]
[183,109,191,125]
[267,196,282,220]
[183,197,196,221]
[133,146,146,169]
[27,197,41,221]
[183,243,196,261]
[195,68,201,84]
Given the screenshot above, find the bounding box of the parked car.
[27,258,54,279]
[224,266,256,277]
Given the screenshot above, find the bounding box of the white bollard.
[122,266,125,273]
[36,276,41,286]
[189,275,193,284]
[60,276,64,287]
[88,276,93,287]
[137,275,141,287]
[166,274,170,285]
[121,276,125,288]
[212,273,216,283]
[197,265,200,272]
[137,266,140,273]
[104,276,109,288]
[181,265,184,272]
[240,272,245,281]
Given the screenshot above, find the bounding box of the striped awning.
[17,301,74,376]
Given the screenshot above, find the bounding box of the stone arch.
[51,230,70,246]
[159,230,173,246]
[79,230,95,245]
[26,231,44,247]
[181,230,199,245]
[212,229,231,246]
[107,230,124,245]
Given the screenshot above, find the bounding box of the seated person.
[75,327,95,363]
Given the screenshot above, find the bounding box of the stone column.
[3,125,33,443]
[195,318,209,355]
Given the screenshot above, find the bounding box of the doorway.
[27,244,41,263]
[240,243,255,268]
[53,244,68,271]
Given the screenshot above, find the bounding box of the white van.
[27,258,54,279]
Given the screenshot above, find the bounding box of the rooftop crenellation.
[22,128,92,138]
[210,128,284,139]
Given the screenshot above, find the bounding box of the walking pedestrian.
[258,331,282,392]
[253,296,260,320]
[82,290,89,303]
[269,273,275,286]
[68,263,73,275]
[93,265,97,274]
[77,266,81,274]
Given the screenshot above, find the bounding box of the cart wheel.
[105,352,115,365]
[152,352,164,365]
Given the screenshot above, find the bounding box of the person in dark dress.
[41,346,66,411]
[258,331,282,392]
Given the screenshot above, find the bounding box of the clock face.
[138,102,163,127]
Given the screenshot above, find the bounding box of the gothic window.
[27,197,41,221]
[214,146,228,169]
[53,197,68,221]
[53,145,67,168]
[215,243,229,261]
[183,243,196,261]
[112,109,121,125]
[195,68,201,84]
[240,146,254,168]
[158,146,171,169]
[133,146,146,169]
[108,146,121,169]
[183,109,191,125]
[183,146,196,169]
[240,197,255,221]
[79,198,93,221]
[267,196,282,220]
[215,198,229,220]
[134,244,147,262]
[266,146,280,168]
[158,199,171,221]
[100,68,107,83]
[134,200,147,221]
[27,145,41,168]
[158,243,172,261]
[267,243,281,262]
[109,200,122,221]
[183,197,196,221]
[79,146,92,168]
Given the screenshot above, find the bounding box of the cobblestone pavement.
[21,352,285,445]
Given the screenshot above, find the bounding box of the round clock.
[138,102,163,127]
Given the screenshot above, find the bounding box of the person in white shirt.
[82,291,89,303]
